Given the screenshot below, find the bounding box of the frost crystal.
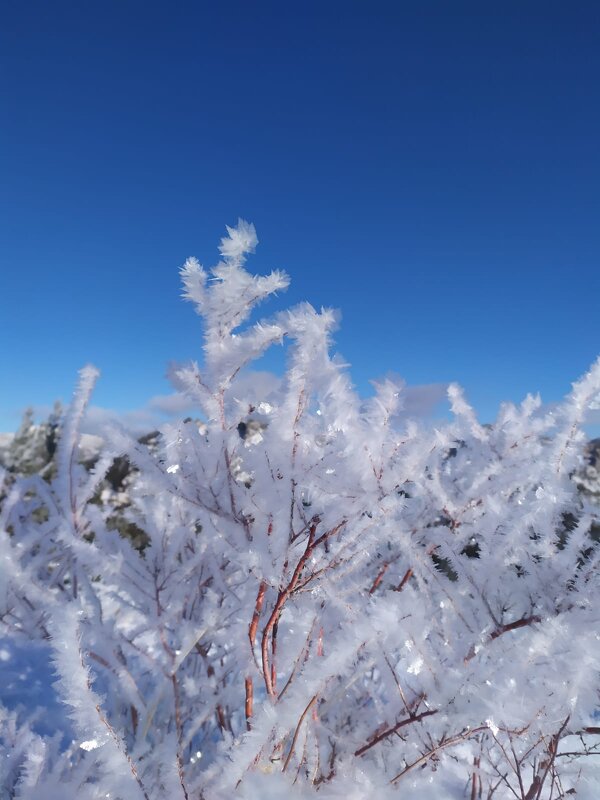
[79,739,103,752]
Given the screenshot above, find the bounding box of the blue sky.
[1,1,599,433]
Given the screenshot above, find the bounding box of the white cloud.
[227,371,283,406]
[370,373,449,422]
[147,392,197,416]
[400,382,450,418]
[81,405,162,437]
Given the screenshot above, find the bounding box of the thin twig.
[355,708,438,757]
[282,696,318,772]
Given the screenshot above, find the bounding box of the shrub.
[1,221,600,799]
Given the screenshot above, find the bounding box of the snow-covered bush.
[575,439,600,508]
[3,404,62,479]
[1,221,600,799]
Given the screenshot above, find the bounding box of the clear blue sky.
[1,1,599,432]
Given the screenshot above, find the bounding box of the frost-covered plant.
[575,439,600,507]
[2,403,62,479]
[2,221,600,799]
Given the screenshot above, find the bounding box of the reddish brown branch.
[369,562,390,594]
[216,704,229,733]
[244,579,268,729]
[249,580,267,652]
[354,708,438,757]
[244,677,253,731]
[261,521,346,699]
[523,716,570,800]
[465,615,542,663]
[489,615,541,641]
[394,567,414,592]
[271,617,279,693]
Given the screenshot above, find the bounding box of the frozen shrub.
[1,221,600,799]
